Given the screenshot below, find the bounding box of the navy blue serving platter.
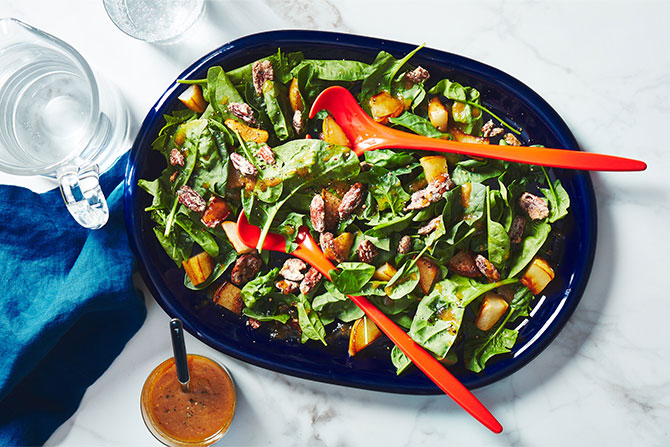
[124,30,596,393]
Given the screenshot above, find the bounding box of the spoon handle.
[170,318,190,392]
[364,127,646,171]
[292,228,503,433]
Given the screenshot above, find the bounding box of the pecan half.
[252,60,274,95]
[230,253,262,286]
[230,152,258,177]
[169,148,185,167]
[397,235,413,254]
[404,173,455,211]
[338,183,365,220]
[481,119,504,138]
[292,110,304,136]
[504,133,522,146]
[405,66,430,84]
[475,254,501,282]
[357,240,378,264]
[177,185,206,213]
[417,216,442,235]
[299,267,323,295]
[257,145,276,165]
[227,102,257,127]
[509,215,526,243]
[247,318,261,329]
[519,192,549,221]
[446,250,481,278]
[276,279,299,295]
[310,194,326,233]
[280,258,308,282]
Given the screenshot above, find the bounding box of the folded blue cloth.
[0,154,146,446]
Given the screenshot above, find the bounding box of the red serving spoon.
[309,86,646,171]
[236,212,503,433]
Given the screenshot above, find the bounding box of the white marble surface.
[1,0,669,445]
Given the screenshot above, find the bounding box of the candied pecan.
[230,152,258,177]
[252,60,274,95]
[177,185,206,213]
[276,279,299,295]
[292,110,304,135]
[404,173,455,211]
[169,148,185,166]
[280,258,308,282]
[247,318,261,329]
[230,253,262,286]
[257,145,276,165]
[170,171,179,182]
[300,267,323,295]
[310,194,326,233]
[475,254,501,282]
[418,216,442,235]
[519,192,549,221]
[357,240,378,263]
[504,133,522,146]
[338,183,365,220]
[227,102,257,126]
[359,161,372,172]
[509,215,526,243]
[405,66,430,84]
[446,250,481,278]
[497,285,514,302]
[397,235,413,254]
[481,120,504,138]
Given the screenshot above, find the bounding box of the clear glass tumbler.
[103,0,205,44]
[0,18,129,229]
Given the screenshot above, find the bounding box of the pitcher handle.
[58,164,109,230]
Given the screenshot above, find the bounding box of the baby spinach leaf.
[312,283,365,323]
[388,111,450,139]
[463,182,487,226]
[174,213,219,258]
[384,262,420,300]
[330,262,376,295]
[296,294,327,345]
[486,187,510,270]
[240,268,294,323]
[463,315,518,373]
[407,276,516,358]
[206,66,245,120]
[291,59,370,81]
[363,149,416,170]
[362,166,410,216]
[509,284,534,322]
[429,79,483,134]
[359,45,423,105]
[451,159,506,185]
[227,50,304,85]
[262,80,294,141]
[391,345,412,375]
[508,220,551,277]
[273,212,304,253]
[541,178,570,223]
[152,226,192,266]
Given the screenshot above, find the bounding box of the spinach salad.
[139,47,570,375]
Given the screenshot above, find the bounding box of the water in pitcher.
[0,43,97,171]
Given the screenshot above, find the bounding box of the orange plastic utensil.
[309,86,646,171]
[236,212,503,433]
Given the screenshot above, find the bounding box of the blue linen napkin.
[0,153,146,446]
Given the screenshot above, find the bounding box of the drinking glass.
[103,0,205,44]
[0,18,129,229]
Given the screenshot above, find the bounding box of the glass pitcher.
[0,18,129,229]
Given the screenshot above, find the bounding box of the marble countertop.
[1,0,669,445]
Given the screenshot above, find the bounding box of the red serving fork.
[236,212,503,433]
[309,86,646,171]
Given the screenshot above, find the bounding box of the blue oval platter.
[124,30,597,394]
